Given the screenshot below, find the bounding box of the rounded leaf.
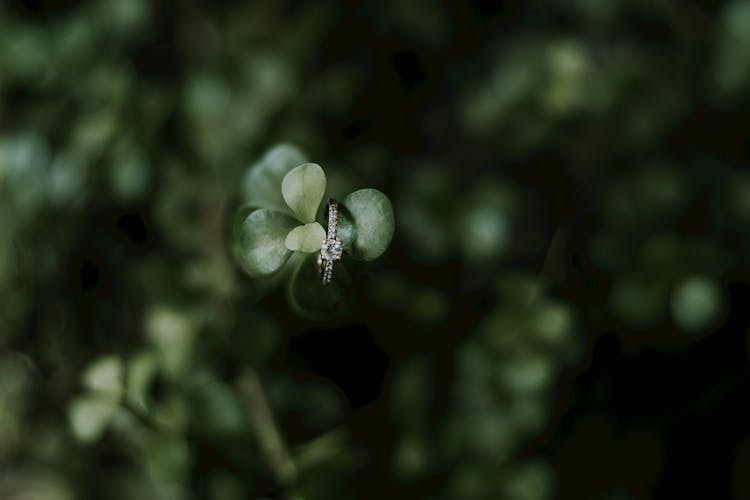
[126,351,160,411]
[237,209,298,277]
[282,163,326,222]
[287,253,352,319]
[146,307,197,378]
[342,188,394,261]
[670,276,724,333]
[334,203,357,252]
[82,356,123,399]
[285,222,326,253]
[242,143,306,214]
[191,377,246,434]
[68,395,119,443]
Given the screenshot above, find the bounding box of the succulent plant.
[235,144,394,318]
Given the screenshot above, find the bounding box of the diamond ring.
[320,199,343,285]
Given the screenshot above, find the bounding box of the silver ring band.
[320,199,343,285]
[327,199,338,236]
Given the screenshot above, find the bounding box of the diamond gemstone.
[321,238,343,261]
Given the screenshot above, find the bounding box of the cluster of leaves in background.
[2,0,750,499]
[0,1,355,498]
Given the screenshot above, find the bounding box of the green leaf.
[150,393,190,433]
[126,351,160,411]
[68,394,119,443]
[146,307,198,379]
[242,144,306,214]
[237,209,299,277]
[287,253,352,319]
[82,355,123,399]
[334,203,357,252]
[191,376,246,434]
[610,275,667,327]
[342,188,394,261]
[143,432,190,483]
[670,276,723,333]
[285,222,326,253]
[457,182,514,263]
[282,163,327,222]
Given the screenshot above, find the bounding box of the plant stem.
[237,369,297,486]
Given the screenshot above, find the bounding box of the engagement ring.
[320,199,343,285]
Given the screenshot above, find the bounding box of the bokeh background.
[2,0,750,498]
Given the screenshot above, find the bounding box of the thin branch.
[237,369,297,486]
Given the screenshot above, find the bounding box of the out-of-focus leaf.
[68,395,119,443]
[457,184,513,263]
[150,394,189,433]
[109,138,150,201]
[724,171,750,224]
[500,350,552,394]
[390,358,433,428]
[191,377,245,434]
[539,39,591,116]
[0,24,50,81]
[145,307,198,379]
[342,188,394,261]
[144,433,190,485]
[82,356,123,399]
[393,435,430,479]
[529,301,573,346]
[0,132,50,213]
[207,472,245,500]
[500,460,554,500]
[281,163,326,223]
[610,275,667,327]
[294,381,344,431]
[287,253,352,319]
[0,472,74,500]
[242,144,306,214]
[396,167,451,261]
[0,352,36,450]
[237,209,298,277]
[711,0,750,100]
[670,276,723,333]
[126,351,160,411]
[183,74,234,162]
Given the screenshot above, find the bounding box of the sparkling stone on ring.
[321,238,343,261]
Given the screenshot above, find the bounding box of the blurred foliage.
[1,0,750,499]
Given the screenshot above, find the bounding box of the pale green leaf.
[670,276,723,333]
[282,163,326,223]
[145,307,197,379]
[285,222,326,252]
[342,188,394,261]
[458,182,514,263]
[68,395,119,443]
[126,350,160,411]
[81,355,123,399]
[237,208,298,277]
